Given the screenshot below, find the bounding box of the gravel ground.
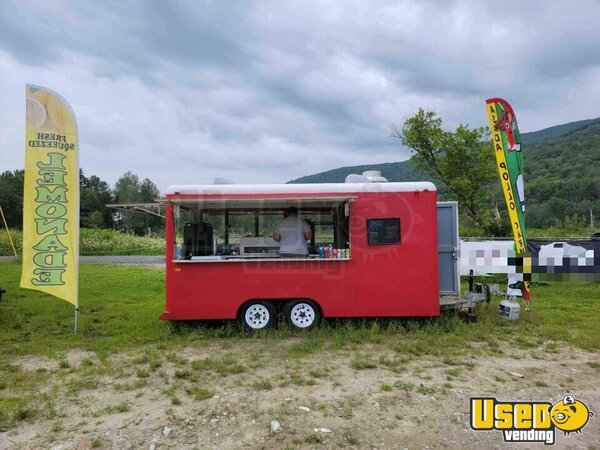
[1,342,599,449]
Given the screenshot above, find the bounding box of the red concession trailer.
[160,179,444,329]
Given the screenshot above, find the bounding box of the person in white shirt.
[273,207,312,256]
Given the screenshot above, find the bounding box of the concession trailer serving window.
[167,196,354,261]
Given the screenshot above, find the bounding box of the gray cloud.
[1,0,600,192]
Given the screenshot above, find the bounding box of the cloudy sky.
[1,1,599,192]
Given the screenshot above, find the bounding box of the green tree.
[0,170,24,229]
[393,108,504,236]
[1,169,117,230]
[80,170,114,228]
[114,171,141,234]
[139,177,162,232]
[113,171,162,235]
[140,178,160,202]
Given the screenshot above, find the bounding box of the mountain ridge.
[289,117,600,184]
[288,117,600,228]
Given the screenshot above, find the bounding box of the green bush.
[0,228,163,256]
[79,228,163,255]
[0,229,22,256]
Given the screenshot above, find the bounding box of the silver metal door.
[437,202,460,294]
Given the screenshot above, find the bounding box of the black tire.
[284,300,320,330]
[240,301,277,331]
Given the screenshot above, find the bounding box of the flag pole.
[0,205,18,258]
[74,145,80,335]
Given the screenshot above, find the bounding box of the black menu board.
[367,218,401,246]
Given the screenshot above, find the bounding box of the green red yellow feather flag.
[485,98,530,302]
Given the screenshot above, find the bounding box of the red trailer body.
[161,182,440,322]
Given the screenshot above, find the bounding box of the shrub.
[0,228,163,256]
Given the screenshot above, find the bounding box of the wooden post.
[0,205,18,258]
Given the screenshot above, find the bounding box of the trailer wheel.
[241,301,276,330]
[284,300,320,330]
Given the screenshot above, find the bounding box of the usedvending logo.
[470,394,594,445]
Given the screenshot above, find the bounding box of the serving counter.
[172,255,350,263]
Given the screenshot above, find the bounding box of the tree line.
[0,170,162,236]
[393,109,600,236]
[4,111,597,238]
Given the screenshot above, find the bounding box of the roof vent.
[362,170,387,182]
[345,170,388,183]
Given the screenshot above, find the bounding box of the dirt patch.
[1,341,599,449]
[11,349,98,373]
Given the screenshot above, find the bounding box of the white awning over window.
[162,196,356,210]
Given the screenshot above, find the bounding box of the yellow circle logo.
[550,395,593,435]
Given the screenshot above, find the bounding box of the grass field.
[1,261,599,446]
[1,261,599,357]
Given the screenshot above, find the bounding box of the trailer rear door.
[437,201,459,295]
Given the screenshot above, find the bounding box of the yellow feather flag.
[21,85,79,312]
